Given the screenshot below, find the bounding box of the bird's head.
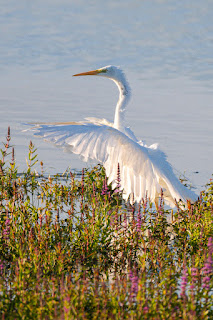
[73,65,131,97]
[73,65,123,81]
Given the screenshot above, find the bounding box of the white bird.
[29,65,197,207]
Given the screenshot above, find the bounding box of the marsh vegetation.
[0,129,212,319]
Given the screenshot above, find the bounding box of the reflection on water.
[0,0,213,193]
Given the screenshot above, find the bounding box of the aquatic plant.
[0,128,212,319]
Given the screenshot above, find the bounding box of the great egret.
[29,65,197,207]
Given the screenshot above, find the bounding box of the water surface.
[0,0,213,192]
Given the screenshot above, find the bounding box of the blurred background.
[0,0,213,192]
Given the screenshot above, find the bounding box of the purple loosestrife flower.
[190,267,198,291]
[105,177,108,192]
[107,190,111,201]
[114,163,121,193]
[92,182,98,207]
[123,212,127,230]
[3,218,10,241]
[137,203,142,232]
[202,275,211,290]
[208,237,213,265]
[101,177,109,195]
[0,260,4,275]
[129,269,138,298]
[180,267,188,297]
[208,237,213,248]
[64,296,70,315]
[101,182,106,196]
[158,188,164,215]
[143,306,149,313]
[202,262,211,290]
[202,237,213,290]
[81,168,84,212]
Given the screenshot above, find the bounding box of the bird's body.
[29,66,197,207]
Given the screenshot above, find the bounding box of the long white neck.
[112,75,131,132]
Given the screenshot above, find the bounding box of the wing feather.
[30,123,197,206]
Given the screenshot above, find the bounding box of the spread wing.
[27,123,197,207]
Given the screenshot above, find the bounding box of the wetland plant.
[0,129,212,319]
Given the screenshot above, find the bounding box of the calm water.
[0,0,213,193]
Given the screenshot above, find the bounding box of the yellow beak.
[73,69,100,76]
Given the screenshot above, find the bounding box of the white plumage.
[28,65,197,207]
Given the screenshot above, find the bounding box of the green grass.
[0,128,212,319]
